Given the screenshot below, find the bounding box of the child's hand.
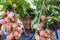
[40,36,46,40]
[6,35,12,40]
[36,23,42,31]
[50,34,54,40]
[34,33,40,40]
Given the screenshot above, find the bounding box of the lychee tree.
[31,0,60,29]
[0,0,60,40]
[0,0,32,18]
[0,0,60,29]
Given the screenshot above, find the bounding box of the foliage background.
[0,0,60,29]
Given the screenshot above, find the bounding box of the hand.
[34,33,40,40]
[50,35,54,40]
[36,23,42,31]
[6,35,12,40]
[40,36,46,40]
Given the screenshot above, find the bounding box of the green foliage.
[0,0,31,17]
[32,0,60,23]
[0,0,60,29]
[30,0,60,29]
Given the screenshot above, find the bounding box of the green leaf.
[0,5,7,11]
[31,16,39,29]
[8,0,12,5]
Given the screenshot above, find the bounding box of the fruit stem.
[38,0,45,23]
[8,0,12,5]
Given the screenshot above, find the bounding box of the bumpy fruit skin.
[17,21,22,27]
[1,11,7,17]
[4,17,11,23]
[8,12,14,19]
[39,30,48,38]
[7,12,15,22]
[13,31,19,38]
[44,32,48,38]
[6,10,10,16]
[12,23,18,29]
[39,30,46,37]
[11,17,15,22]
[15,14,20,18]
[9,33,14,39]
[0,11,23,40]
[45,28,51,35]
[41,15,46,22]
[6,35,12,40]
[12,3,17,8]
[0,19,6,25]
[18,29,23,34]
[6,23,12,31]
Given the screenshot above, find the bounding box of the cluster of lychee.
[35,15,54,40]
[0,11,23,40]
